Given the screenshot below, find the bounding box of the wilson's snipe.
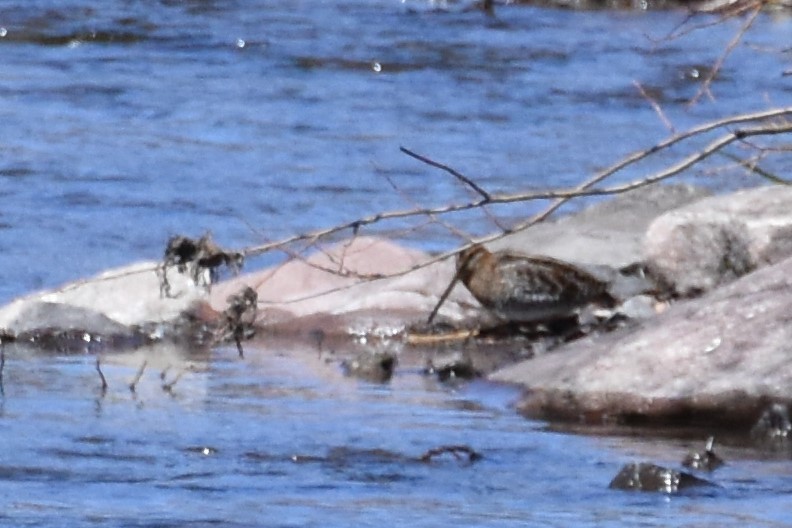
[428,244,616,324]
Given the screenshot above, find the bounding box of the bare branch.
[717,150,792,185]
[225,109,792,269]
[688,5,762,106]
[381,173,472,241]
[400,146,492,201]
[22,109,790,313]
[634,80,675,134]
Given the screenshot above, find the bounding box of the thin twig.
[688,5,761,106]
[129,360,148,393]
[14,110,791,310]
[382,172,471,241]
[717,150,792,185]
[240,107,792,260]
[634,80,675,134]
[0,346,5,397]
[400,146,492,200]
[95,357,108,394]
[161,369,186,394]
[252,119,792,308]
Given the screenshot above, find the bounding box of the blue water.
[1,1,791,526]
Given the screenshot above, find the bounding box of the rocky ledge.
[2,183,792,430]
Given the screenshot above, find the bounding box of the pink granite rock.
[210,236,480,337]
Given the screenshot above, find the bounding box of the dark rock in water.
[682,437,725,471]
[751,403,792,444]
[609,462,715,493]
[425,351,478,382]
[419,444,482,465]
[341,351,398,383]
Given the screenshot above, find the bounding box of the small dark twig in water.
[419,444,482,464]
[161,368,189,394]
[216,286,258,358]
[128,360,148,393]
[0,330,15,397]
[95,357,108,395]
[0,346,5,397]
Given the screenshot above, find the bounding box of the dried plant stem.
[95,357,108,394]
[129,360,148,393]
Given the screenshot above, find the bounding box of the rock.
[490,254,792,427]
[750,403,792,442]
[8,301,131,335]
[644,186,792,296]
[0,261,215,352]
[0,261,206,330]
[490,183,710,270]
[608,462,715,493]
[425,351,478,381]
[682,437,725,471]
[210,236,482,333]
[341,350,398,383]
[212,186,708,340]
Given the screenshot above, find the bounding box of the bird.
[428,244,616,325]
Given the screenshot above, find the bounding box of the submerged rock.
[425,351,479,381]
[609,462,715,493]
[682,437,725,471]
[341,350,398,383]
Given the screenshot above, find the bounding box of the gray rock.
[426,351,478,381]
[0,260,205,331]
[490,183,710,269]
[0,261,212,352]
[644,185,792,296]
[490,254,792,427]
[750,403,792,442]
[8,301,131,335]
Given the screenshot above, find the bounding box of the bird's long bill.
[427,272,461,324]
